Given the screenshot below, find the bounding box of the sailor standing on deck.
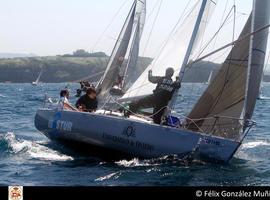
[128,68,181,124]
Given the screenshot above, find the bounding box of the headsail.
[121,0,217,102]
[187,0,270,140]
[96,0,146,99]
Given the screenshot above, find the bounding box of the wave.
[95,172,121,182]
[115,155,205,168]
[115,158,155,168]
[259,96,270,100]
[242,141,270,149]
[0,132,73,161]
[0,93,7,98]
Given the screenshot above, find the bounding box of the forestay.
[187,0,270,140]
[96,0,146,99]
[121,0,217,102]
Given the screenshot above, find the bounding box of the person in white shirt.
[58,89,70,110]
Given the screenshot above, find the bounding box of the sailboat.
[32,67,43,86]
[35,0,270,163]
[96,0,146,99]
[205,70,213,85]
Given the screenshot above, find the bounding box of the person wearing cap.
[76,87,98,112]
[128,68,181,124]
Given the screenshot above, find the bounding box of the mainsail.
[96,0,146,99]
[36,70,43,83]
[207,70,213,84]
[121,0,217,102]
[33,67,43,84]
[187,0,270,140]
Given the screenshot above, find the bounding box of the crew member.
[128,68,181,124]
[76,87,98,112]
[76,81,92,97]
[58,89,70,110]
[60,89,70,100]
[114,74,124,88]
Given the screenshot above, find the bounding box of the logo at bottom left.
[9,186,23,200]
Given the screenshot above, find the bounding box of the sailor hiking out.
[128,68,181,124]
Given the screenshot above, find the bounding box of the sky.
[2,0,269,69]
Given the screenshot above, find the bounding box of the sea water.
[0,83,270,186]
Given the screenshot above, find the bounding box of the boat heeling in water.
[35,108,241,162]
[34,0,270,163]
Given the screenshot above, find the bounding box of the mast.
[168,0,208,111]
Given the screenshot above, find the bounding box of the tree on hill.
[73,49,90,57]
[62,50,108,58]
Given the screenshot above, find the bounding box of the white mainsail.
[206,70,213,84]
[121,0,217,102]
[33,68,43,85]
[187,0,270,140]
[96,0,146,98]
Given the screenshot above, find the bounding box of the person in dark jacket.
[76,81,92,97]
[76,87,98,112]
[128,68,181,124]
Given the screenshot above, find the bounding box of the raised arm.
[148,70,162,84]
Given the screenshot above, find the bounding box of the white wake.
[2,132,73,162]
[241,141,270,149]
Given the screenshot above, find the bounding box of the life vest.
[154,78,175,97]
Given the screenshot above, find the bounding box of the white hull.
[35,109,241,162]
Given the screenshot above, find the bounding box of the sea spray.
[0,132,73,161]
